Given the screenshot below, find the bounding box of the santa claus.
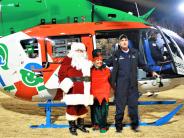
[58,42,93,135]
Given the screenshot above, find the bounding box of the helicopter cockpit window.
[164,34,182,59]
[20,38,39,58]
[161,28,184,54]
[172,36,184,54]
[48,36,81,58]
[95,30,140,59]
[165,32,184,55]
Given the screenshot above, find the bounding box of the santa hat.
[70,42,86,52]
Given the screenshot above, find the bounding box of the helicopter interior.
[95,29,179,80]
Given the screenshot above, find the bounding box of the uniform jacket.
[149,40,165,63]
[105,48,151,90]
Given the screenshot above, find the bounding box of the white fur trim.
[82,61,92,97]
[59,78,73,93]
[66,113,87,121]
[81,60,93,76]
[83,82,90,95]
[64,94,94,106]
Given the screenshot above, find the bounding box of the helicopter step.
[30,100,183,128]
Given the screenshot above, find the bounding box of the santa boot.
[69,121,78,136]
[77,118,89,133]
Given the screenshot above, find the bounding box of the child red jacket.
[91,67,111,104]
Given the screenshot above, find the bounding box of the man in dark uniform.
[105,34,159,133]
[149,32,165,63]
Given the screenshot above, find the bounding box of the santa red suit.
[58,42,93,121]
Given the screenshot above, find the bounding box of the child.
[91,49,111,133]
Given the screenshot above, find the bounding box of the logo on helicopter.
[0,43,9,70]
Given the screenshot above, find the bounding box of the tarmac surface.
[0,85,184,138]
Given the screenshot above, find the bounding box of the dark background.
[92,0,184,37]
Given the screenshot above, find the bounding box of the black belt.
[70,76,91,82]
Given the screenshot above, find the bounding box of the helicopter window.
[165,33,184,54]
[164,34,182,59]
[20,38,39,58]
[48,36,81,58]
[161,28,184,54]
[96,37,118,59]
[108,14,116,18]
[172,37,184,54]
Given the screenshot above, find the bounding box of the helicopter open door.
[140,27,184,76]
[40,34,93,89]
[161,32,184,75]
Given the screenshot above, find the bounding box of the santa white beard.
[68,51,92,76]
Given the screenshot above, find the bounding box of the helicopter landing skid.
[110,103,183,127]
[30,100,183,128]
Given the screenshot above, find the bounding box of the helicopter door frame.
[42,33,93,66]
[156,26,184,75]
[40,33,93,88]
[44,35,81,65]
[41,35,82,87]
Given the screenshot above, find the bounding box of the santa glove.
[59,78,73,93]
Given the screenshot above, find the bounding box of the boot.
[77,118,89,133]
[69,121,78,136]
[131,122,140,132]
[115,123,123,133]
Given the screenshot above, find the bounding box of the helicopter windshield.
[161,27,184,54]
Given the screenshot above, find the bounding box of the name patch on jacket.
[152,43,157,47]
[119,56,125,60]
[116,54,136,60]
[132,55,136,58]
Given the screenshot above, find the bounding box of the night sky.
[92,0,184,34]
[92,0,184,23]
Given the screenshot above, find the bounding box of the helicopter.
[0,0,184,102]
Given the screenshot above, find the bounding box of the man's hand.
[152,71,160,78]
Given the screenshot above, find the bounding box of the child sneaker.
[100,128,107,133]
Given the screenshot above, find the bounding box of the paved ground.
[0,85,184,138]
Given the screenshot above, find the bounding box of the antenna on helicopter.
[91,0,95,22]
[134,2,140,17]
